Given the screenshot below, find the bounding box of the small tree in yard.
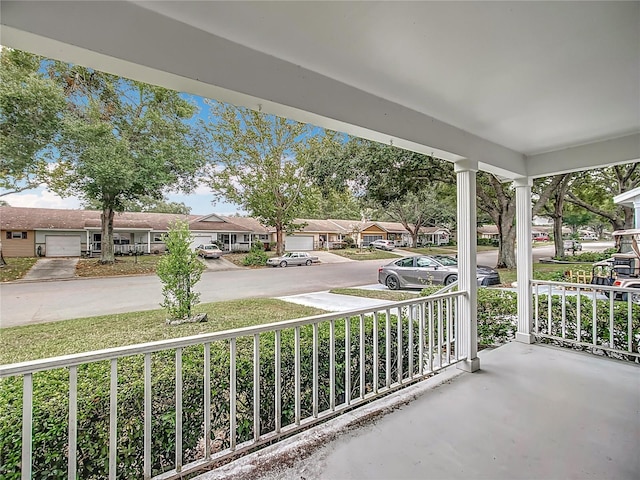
[157,221,205,321]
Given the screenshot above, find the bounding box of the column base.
[515,332,535,344]
[457,357,480,373]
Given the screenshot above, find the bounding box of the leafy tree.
[156,220,205,320]
[566,163,639,231]
[45,60,205,263]
[82,195,191,215]
[203,101,319,256]
[0,48,66,196]
[296,188,361,220]
[534,173,575,258]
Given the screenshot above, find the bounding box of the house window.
[153,234,164,242]
[6,231,27,239]
[243,234,250,242]
[258,234,269,241]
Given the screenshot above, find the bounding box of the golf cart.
[591,229,640,304]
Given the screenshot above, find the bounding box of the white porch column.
[147,231,151,254]
[514,177,534,344]
[455,159,480,373]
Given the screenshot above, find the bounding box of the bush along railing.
[0,292,464,480]
[532,280,640,360]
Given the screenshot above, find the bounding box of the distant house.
[0,207,261,258]
[477,225,500,240]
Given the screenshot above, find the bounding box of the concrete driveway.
[313,250,353,264]
[20,258,79,281]
[199,256,243,271]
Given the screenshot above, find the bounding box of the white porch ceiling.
[1,1,638,179]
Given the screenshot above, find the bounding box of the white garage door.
[46,235,81,257]
[284,235,314,251]
[191,235,213,250]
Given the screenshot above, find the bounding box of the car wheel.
[386,275,400,290]
[445,274,458,285]
[305,259,312,266]
[279,261,287,268]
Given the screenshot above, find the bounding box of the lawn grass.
[329,288,419,301]
[76,254,163,277]
[497,262,595,285]
[329,249,400,261]
[0,257,38,282]
[0,299,325,365]
[404,245,497,255]
[224,251,278,267]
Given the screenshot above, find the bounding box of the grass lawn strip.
[0,299,325,365]
[497,262,594,286]
[329,288,419,302]
[329,249,400,261]
[0,257,38,282]
[76,254,163,277]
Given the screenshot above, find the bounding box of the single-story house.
[0,207,260,258]
[477,225,500,241]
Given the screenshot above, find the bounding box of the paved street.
[0,242,612,328]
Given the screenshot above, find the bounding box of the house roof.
[0,207,252,233]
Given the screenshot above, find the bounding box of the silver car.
[378,255,500,290]
[266,252,319,267]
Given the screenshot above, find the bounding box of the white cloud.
[3,188,83,210]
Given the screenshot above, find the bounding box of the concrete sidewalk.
[277,288,392,312]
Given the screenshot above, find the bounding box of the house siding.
[1,230,36,257]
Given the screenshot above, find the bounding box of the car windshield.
[282,253,293,258]
[433,255,457,266]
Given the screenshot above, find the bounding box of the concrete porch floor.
[205,342,639,480]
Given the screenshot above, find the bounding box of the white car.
[369,239,395,251]
[266,252,319,267]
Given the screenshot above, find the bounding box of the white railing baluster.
[397,306,403,384]
[253,334,260,441]
[175,348,183,472]
[373,312,379,394]
[437,300,443,369]
[312,323,319,418]
[230,338,237,450]
[428,301,434,372]
[21,373,32,480]
[576,287,582,342]
[534,283,539,333]
[628,299,633,353]
[446,298,452,366]
[453,298,459,360]
[561,287,567,339]
[609,296,615,350]
[592,289,598,346]
[294,326,301,426]
[385,309,391,388]
[144,353,151,480]
[109,359,117,479]
[68,366,77,480]
[345,317,351,405]
[359,314,365,399]
[418,303,424,375]
[204,343,211,460]
[408,306,414,378]
[329,320,335,411]
[274,331,281,433]
[547,290,552,335]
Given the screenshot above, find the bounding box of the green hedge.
[1,313,440,479]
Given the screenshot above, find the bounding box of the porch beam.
[454,159,480,372]
[514,178,534,343]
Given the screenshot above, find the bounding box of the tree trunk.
[0,242,6,267]
[412,231,419,248]
[101,207,115,264]
[553,216,564,259]
[496,212,517,268]
[276,225,284,256]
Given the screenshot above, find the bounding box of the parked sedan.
[563,240,583,252]
[267,252,319,267]
[378,255,500,290]
[369,239,395,251]
[195,244,222,259]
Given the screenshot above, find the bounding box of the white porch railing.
[531,280,639,359]
[114,244,148,255]
[0,291,464,480]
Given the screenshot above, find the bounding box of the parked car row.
[267,252,319,267]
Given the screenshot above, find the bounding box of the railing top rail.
[531,279,639,293]
[0,290,464,377]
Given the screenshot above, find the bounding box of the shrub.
[553,251,612,262]
[243,249,269,266]
[251,240,264,252]
[477,238,499,247]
